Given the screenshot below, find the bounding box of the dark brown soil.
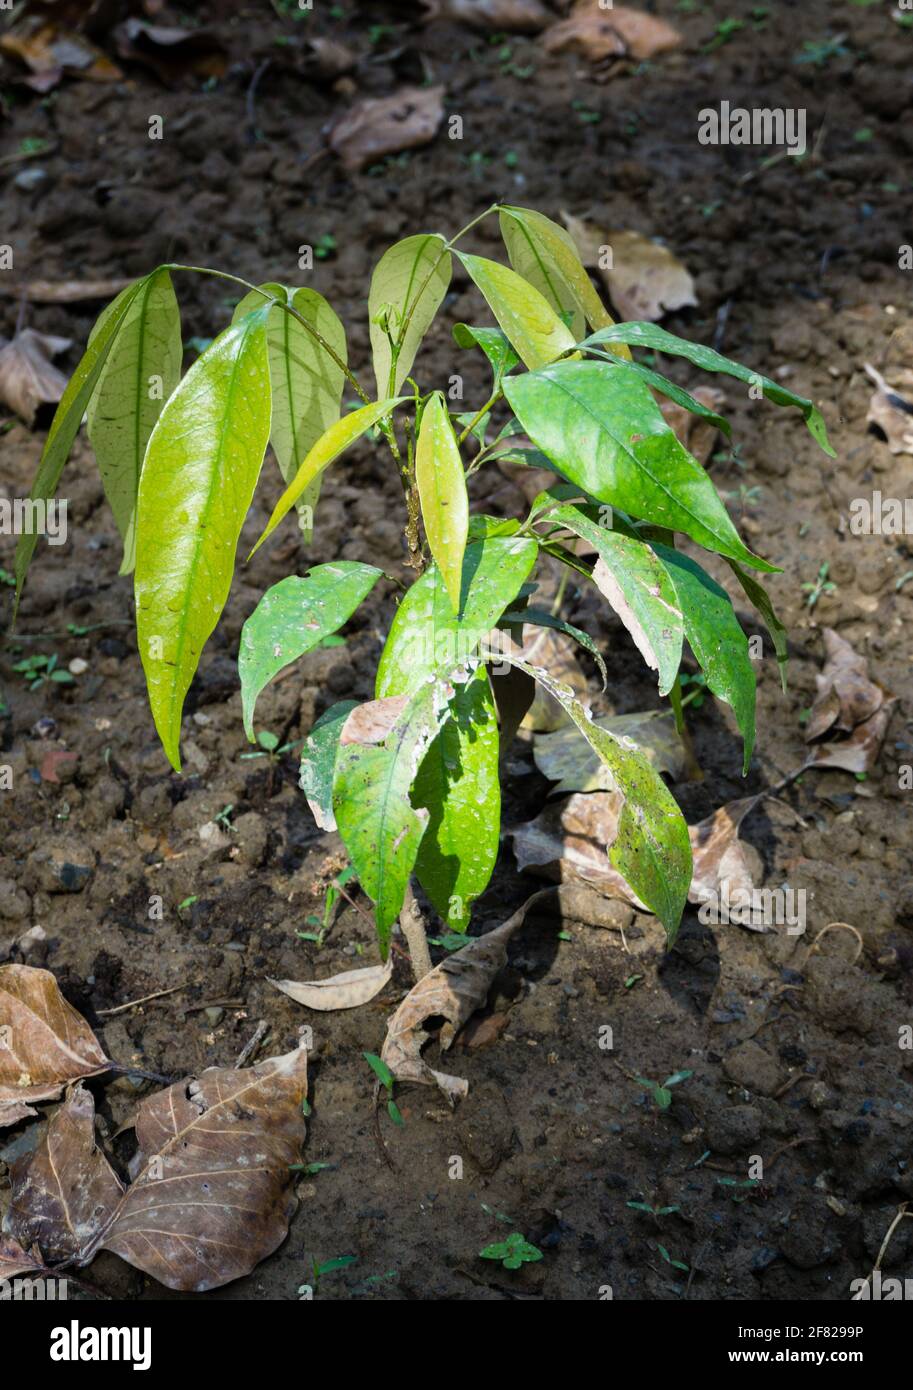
[1,0,912,1302]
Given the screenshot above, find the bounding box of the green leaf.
[363,1051,395,1090]
[251,396,405,556]
[506,606,608,689]
[727,559,788,692]
[86,269,182,574]
[452,322,519,387]
[412,666,500,933]
[506,656,692,942]
[652,544,756,773]
[14,275,148,612]
[369,233,451,397]
[376,536,538,698]
[504,360,773,571]
[587,353,732,437]
[499,204,620,342]
[135,306,273,771]
[580,321,834,456]
[333,681,451,949]
[545,503,683,695]
[299,699,359,832]
[415,392,468,613]
[456,251,577,370]
[232,283,347,540]
[239,561,382,739]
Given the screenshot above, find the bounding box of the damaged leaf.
[533,708,694,793]
[270,956,393,1012]
[806,628,884,741]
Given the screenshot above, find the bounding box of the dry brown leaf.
[544,2,682,63]
[864,363,913,456]
[805,701,897,776]
[533,708,695,793]
[95,1049,309,1290]
[806,628,884,742]
[329,86,445,174]
[9,1082,124,1263]
[602,230,696,321]
[0,24,123,87]
[0,965,110,1128]
[0,329,72,426]
[689,796,763,909]
[659,386,726,465]
[113,19,227,85]
[561,210,605,267]
[301,37,357,82]
[0,1233,46,1280]
[0,278,132,304]
[422,0,554,31]
[381,891,550,1101]
[269,956,393,1011]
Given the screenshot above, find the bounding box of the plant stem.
[399,881,432,982]
[457,387,503,447]
[669,675,685,735]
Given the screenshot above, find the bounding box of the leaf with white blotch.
[251,396,406,557]
[0,965,110,1128]
[505,656,691,941]
[533,708,692,794]
[376,535,538,698]
[87,269,182,573]
[652,544,756,774]
[546,503,683,694]
[333,683,452,950]
[381,891,551,1102]
[299,699,358,831]
[413,666,500,933]
[232,283,347,540]
[239,562,382,740]
[581,321,834,457]
[81,1047,309,1292]
[135,306,272,771]
[415,392,468,613]
[270,956,393,1011]
[457,251,576,370]
[505,360,772,571]
[8,1082,123,1262]
[369,233,451,397]
[15,275,148,612]
[499,204,623,344]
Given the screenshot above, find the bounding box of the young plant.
[634,1068,694,1111]
[15,205,833,971]
[479,1232,543,1270]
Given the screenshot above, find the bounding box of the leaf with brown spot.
[8,1082,124,1262]
[806,628,884,741]
[0,965,110,1128]
[329,86,445,174]
[269,956,393,1012]
[381,892,550,1101]
[0,329,72,426]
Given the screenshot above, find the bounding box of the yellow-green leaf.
[368,233,451,397]
[232,283,346,541]
[250,396,405,557]
[135,307,273,771]
[86,269,182,574]
[415,393,468,613]
[456,251,576,370]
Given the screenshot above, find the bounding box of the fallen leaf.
[0,965,110,1128]
[329,86,445,174]
[0,278,132,304]
[805,700,897,776]
[301,37,357,82]
[806,628,884,742]
[422,0,554,31]
[9,1083,124,1263]
[0,23,122,87]
[113,19,227,85]
[864,363,913,456]
[561,210,606,267]
[601,229,697,321]
[544,2,682,63]
[269,956,393,1011]
[689,796,763,909]
[533,708,696,792]
[0,329,72,426]
[660,386,726,465]
[0,1233,46,1280]
[381,892,550,1101]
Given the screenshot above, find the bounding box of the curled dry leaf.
[688,796,764,912]
[113,20,227,85]
[533,708,696,793]
[9,1082,124,1263]
[864,363,913,456]
[544,2,682,63]
[0,329,72,426]
[0,965,110,1128]
[10,1048,310,1292]
[806,628,884,742]
[660,386,727,466]
[805,700,896,776]
[381,891,552,1101]
[329,86,445,174]
[0,278,132,305]
[0,24,123,90]
[270,955,393,1011]
[422,0,555,32]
